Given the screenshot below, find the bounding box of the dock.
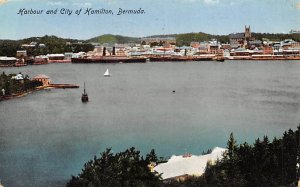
[47,84,79,88]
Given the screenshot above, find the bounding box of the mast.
[83,82,86,95]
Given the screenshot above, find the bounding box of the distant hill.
[174,32,229,46]
[87,34,140,44]
[251,32,300,42]
[1,32,300,57]
[86,32,230,46]
[0,35,92,57]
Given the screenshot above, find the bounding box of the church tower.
[244,25,251,40]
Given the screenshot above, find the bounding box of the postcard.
[0,0,299,186]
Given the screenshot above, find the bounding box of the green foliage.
[1,33,299,58]
[67,147,161,187]
[175,32,230,46]
[0,35,93,58]
[0,40,22,57]
[67,126,300,187]
[201,126,300,187]
[0,72,42,96]
[252,33,300,42]
[146,149,158,163]
[202,148,212,155]
[88,34,140,44]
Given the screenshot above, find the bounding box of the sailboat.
[104,68,111,77]
[81,82,88,102]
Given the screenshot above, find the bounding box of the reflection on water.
[0,61,300,186]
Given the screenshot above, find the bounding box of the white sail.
[104,69,110,77]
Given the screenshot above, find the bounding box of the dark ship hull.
[72,56,147,63]
[81,94,88,102]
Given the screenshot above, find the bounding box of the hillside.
[0,35,92,57]
[1,32,300,57]
[251,32,300,42]
[86,32,230,46]
[87,34,140,44]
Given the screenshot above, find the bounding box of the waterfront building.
[72,52,87,58]
[221,44,231,50]
[12,73,24,80]
[289,29,300,34]
[0,57,17,66]
[92,46,103,56]
[34,55,48,64]
[281,39,300,49]
[249,40,262,48]
[263,46,273,55]
[141,37,176,46]
[230,48,263,56]
[190,42,200,48]
[141,44,151,49]
[16,50,27,58]
[282,48,300,56]
[223,49,231,58]
[154,147,226,181]
[229,32,245,48]
[46,54,65,60]
[198,42,210,54]
[116,49,127,56]
[38,43,46,48]
[273,42,281,51]
[114,44,129,56]
[32,74,51,86]
[209,39,222,54]
[21,42,36,48]
[229,25,255,49]
[64,52,74,59]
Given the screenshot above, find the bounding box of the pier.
[47,84,79,88]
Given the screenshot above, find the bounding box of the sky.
[0,0,299,40]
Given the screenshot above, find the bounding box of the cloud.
[72,2,92,7]
[48,1,64,6]
[203,0,219,5]
[297,2,300,9]
[180,0,221,5]
[181,0,198,3]
[0,0,7,4]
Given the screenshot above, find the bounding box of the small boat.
[81,82,88,102]
[104,68,111,77]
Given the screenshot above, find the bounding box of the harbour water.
[0,61,300,186]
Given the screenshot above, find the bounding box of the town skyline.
[0,0,299,40]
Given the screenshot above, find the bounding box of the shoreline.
[0,86,51,101]
[1,58,300,67]
[0,84,79,101]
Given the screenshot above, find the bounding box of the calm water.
[0,61,300,186]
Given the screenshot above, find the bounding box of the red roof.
[33,74,50,79]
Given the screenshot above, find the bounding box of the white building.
[154,147,226,180]
[12,73,24,80]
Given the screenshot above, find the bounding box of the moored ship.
[148,55,215,62]
[72,56,147,63]
[81,82,88,102]
[228,55,300,60]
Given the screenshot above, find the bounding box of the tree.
[67,148,161,187]
[146,149,158,163]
